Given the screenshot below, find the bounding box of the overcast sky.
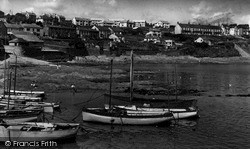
[1,0,250,24]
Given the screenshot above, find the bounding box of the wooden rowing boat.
[0,122,79,142]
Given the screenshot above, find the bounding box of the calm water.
[2,63,250,149]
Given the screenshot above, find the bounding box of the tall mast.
[109,59,113,109]
[14,54,17,95]
[175,63,178,100]
[6,62,10,96]
[130,50,134,102]
[8,72,12,110]
[3,53,6,97]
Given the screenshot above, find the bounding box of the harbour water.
[2,63,250,149]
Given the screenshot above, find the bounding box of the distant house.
[9,31,44,48]
[119,20,128,27]
[175,23,222,36]
[4,23,24,34]
[72,17,91,26]
[43,25,76,39]
[97,20,115,27]
[165,39,174,49]
[154,20,170,28]
[229,24,237,36]
[90,18,103,26]
[133,20,146,27]
[92,26,111,39]
[76,26,99,39]
[237,24,249,36]
[21,24,42,36]
[146,28,162,37]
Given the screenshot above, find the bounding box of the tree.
[69,37,89,56]
[14,13,26,23]
[0,11,4,18]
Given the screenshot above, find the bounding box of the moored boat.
[0,108,43,123]
[82,107,173,125]
[0,122,79,142]
[107,105,199,119]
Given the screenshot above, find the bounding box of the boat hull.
[0,123,79,142]
[112,105,199,119]
[82,108,173,125]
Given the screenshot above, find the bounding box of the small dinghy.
[0,122,80,142]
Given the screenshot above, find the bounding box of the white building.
[72,17,90,26]
[154,20,170,28]
[133,20,146,27]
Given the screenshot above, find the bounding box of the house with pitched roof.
[154,20,170,28]
[90,18,104,26]
[92,26,111,39]
[175,23,222,36]
[43,25,76,39]
[229,24,238,36]
[4,23,24,34]
[97,20,115,27]
[9,31,44,48]
[21,24,42,36]
[76,26,99,39]
[72,17,91,26]
[133,20,146,27]
[237,24,249,36]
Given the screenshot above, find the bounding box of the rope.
[44,112,108,132]
[73,94,104,106]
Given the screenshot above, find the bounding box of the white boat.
[0,122,79,142]
[82,59,173,126]
[0,109,42,123]
[0,95,42,102]
[7,90,45,97]
[0,99,60,113]
[108,105,199,119]
[82,107,173,125]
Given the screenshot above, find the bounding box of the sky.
[1,0,250,25]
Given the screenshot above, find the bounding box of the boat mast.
[3,53,6,97]
[8,72,12,110]
[13,54,17,95]
[109,59,113,109]
[6,62,10,97]
[175,63,178,100]
[130,50,134,102]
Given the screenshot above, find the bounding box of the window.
[37,29,40,32]
[27,28,30,31]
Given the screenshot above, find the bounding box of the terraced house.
[175,23,222,36]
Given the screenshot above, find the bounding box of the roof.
[11,31,44,43]
[237,24,249,29]
[133,20,146,23]
[158,20,170,24]
[21,23,42,29]
[109,27,124,32]
[74,17,90,21]
[78,26,98,32]
[178,23,222,30]
[9,38,27,43]
[4,23,23,29]
[93,26,110,31]
[47,25,75,30]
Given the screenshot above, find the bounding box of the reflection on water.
[1,64,250,149]
[58,64,250,149]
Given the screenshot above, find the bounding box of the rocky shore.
[1,54,250,95]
